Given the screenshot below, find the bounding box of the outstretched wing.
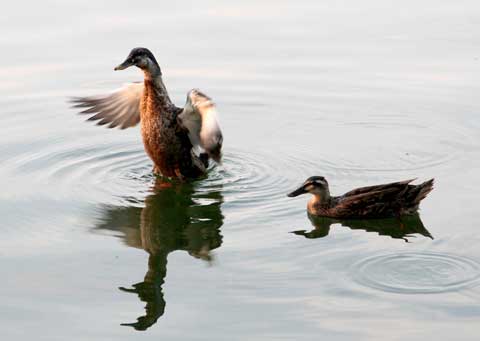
[178,89,223,162]
[70,82,143,129]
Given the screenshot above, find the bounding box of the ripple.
[3,138,154,206]
[3,121,467,222]
[335,118,474,172]
[351,252,480,294]
[196,148,322,220]
[286,114,480,175]
[4,140,319,215]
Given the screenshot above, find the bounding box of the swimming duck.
[71,47,223,180]
[287,176,434,218]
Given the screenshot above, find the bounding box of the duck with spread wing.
[71,47,223,180]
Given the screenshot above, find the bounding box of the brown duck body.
[140,79,206,179]
[71,48,223,181]
[289,177,434,219]
[309,179,434,218]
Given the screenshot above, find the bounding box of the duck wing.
[334,179,434,218]
[333,179,416,218]
[342,179,416,197]
[70,82,143,129]
[334,189,404,218]
[178,89,223,162]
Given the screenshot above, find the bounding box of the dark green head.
[287,176,329,197]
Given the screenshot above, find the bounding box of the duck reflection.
[94,180,224,331]
[292,213,432,242]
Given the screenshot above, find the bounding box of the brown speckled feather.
[290,177,435,219]
[71,84,223,162]
[69,48,213,180]
[139,79,206,179]
[327,179,434,218]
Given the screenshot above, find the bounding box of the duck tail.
[401,178,434,214]
[414,178,435,205]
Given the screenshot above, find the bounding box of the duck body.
[71,47,222,181]
[288,177,434,219]
[140,78,205,179]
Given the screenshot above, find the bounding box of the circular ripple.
[288,114,479,175]
[44,145,154,206]
[5,139,321,215]
[195,148,322,220]
[3,137,155,206]
[351,252,480,294]
[334,119,466,172]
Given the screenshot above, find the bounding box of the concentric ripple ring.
[351,252,480,294]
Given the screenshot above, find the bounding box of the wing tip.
[188,88,214,107]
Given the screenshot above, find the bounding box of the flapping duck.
[71,47,223,180]
[288,176,434,219]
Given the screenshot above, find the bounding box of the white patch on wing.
[180,89,223,162]
[199,106,222,151]
[179,98,202,149]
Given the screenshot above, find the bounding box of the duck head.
[114,47,161,77]
[287,176,331,202]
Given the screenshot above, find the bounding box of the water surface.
[1,1,480,340]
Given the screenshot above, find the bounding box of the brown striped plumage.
[288,176,434,219]
[70,47,223,180]
[139,79,206,179]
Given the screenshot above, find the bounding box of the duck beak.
[287,184,308,197]
[114,59,133,71]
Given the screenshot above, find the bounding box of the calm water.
[2,1,480,339]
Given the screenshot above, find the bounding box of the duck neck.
[143,70,174,111]
[143,61,161,81]
[309,191,331,208]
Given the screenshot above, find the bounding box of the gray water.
[1,0,480,340]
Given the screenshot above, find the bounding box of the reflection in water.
[93,180,224,331]
[292,213,432,242]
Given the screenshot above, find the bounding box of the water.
[352,252,480,294]
[1,0,480,340]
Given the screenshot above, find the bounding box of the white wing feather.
[179,89,223,162]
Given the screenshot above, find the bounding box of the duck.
[71,47,223,180]
[287,176,434,218]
